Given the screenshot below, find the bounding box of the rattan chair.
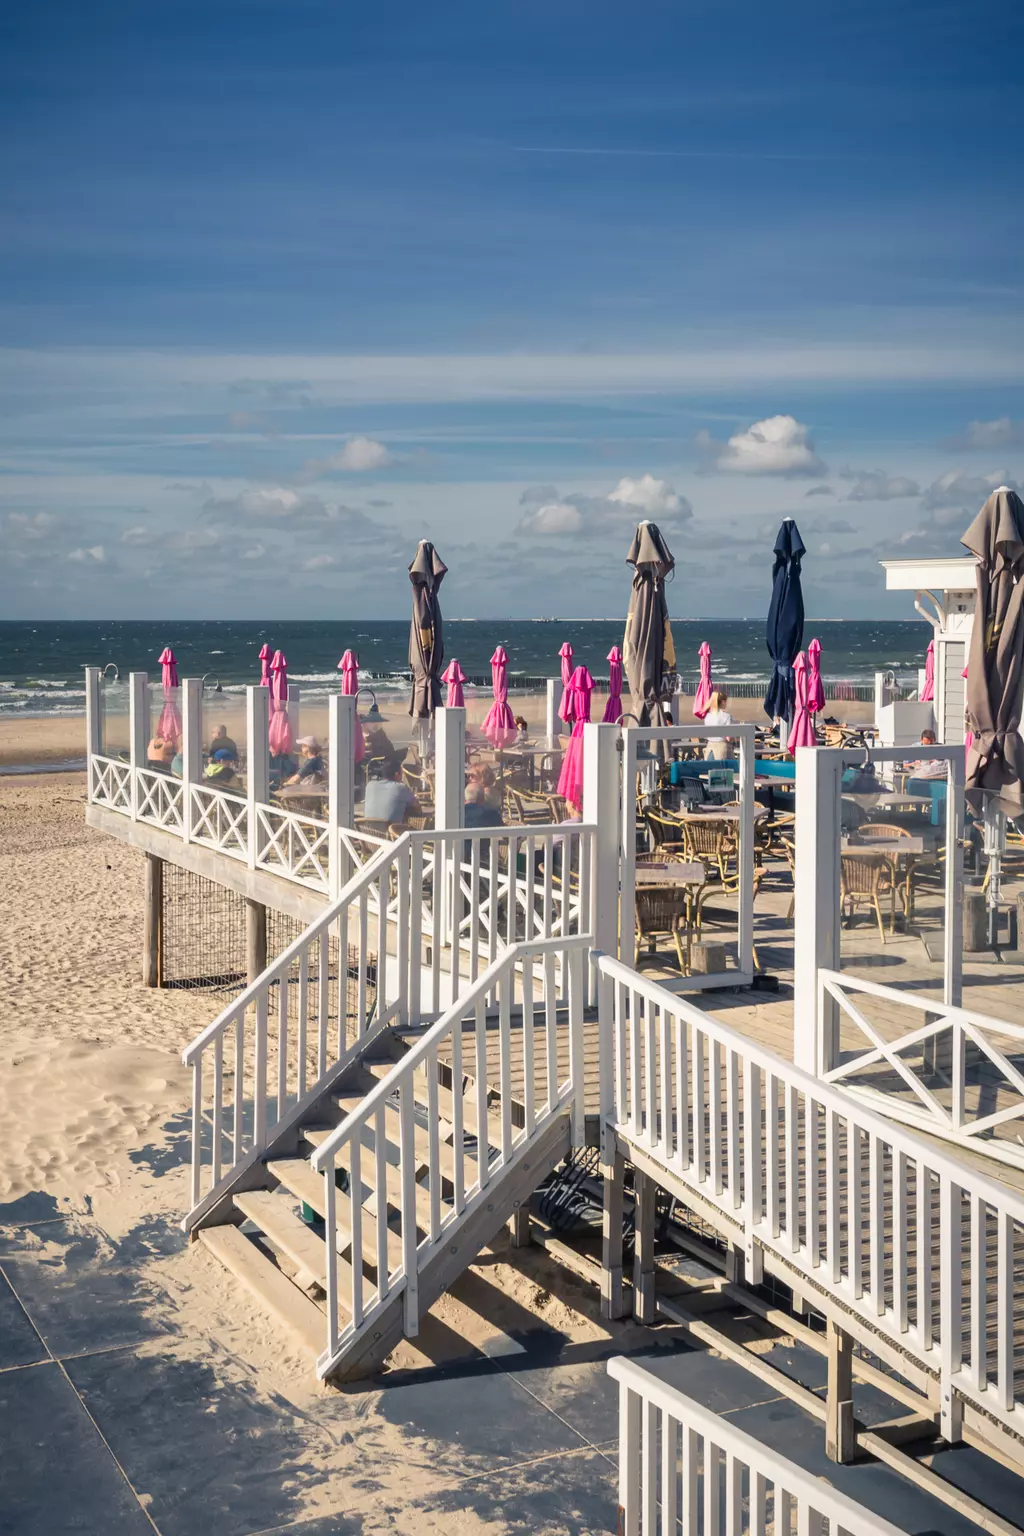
[840,852,895,942]
[681,817,739,889]
[634,883,693,972]
[645,808,690,861]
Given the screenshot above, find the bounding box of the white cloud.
[319,436,390,472]
[955,418,1024,450]
[242,542,267,561]
[921,469,1022,512]
[6,511,60,541]
[711,415,827,477]
[302,552,337,570]
[608,473,688,518]
[517,501,585,536]
[841,468,920,502]
[120,524,158,546]
[68,545,106,563]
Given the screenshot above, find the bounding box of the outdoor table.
[496,744,560,792]
[676,805,767,823]
[276,784,329,817]
[841,835,926,927]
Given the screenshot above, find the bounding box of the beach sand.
[0,688,873,771]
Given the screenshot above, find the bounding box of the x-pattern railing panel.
[256,806,330,891]
[136,768,184,832]
[90,754,133,813]
[189,784,249,861]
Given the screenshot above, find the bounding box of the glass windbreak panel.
[202,688,247,796]
[99,679,130,758]
[146,681,181,772]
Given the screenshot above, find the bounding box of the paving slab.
[0,1269,47,1371]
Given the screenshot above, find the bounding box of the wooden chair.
[510,787,556,825]
[840,853,895,942]
[634,884,693,972]
[355,818,391,840]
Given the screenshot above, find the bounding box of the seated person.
[514,715,530,745]
[464,783,503,828]
[467,762,502,811]
[269,749,298,787]
[204,749,241,789]
[910,729,947,779]
[147,735,176,769]
[362,762,418,824]
[208,723,239,762]
[285,737,326,786]
[170,749,183,778]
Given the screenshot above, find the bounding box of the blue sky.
[1,0,1023,620]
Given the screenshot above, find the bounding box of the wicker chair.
[681,817,739,889]
[634,883,692,972]
[645,808,690,860]
[840,852,895,942]
[510,787,557,825]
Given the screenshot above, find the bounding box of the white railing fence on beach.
[609,1356,906,1536]
[311,935,589,1380]
[598,952,1024,1445]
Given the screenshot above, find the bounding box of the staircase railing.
[311,934,590,1380]
[608,1356,905,1536]
[598,953,1024,1444]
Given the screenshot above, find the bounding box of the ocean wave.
[27,679,69,688]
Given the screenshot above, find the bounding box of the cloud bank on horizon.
[0,0,1022,620]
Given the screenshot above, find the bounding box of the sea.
[0,618,930,718]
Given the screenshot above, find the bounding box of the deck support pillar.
[793,746,843,1074]
[143,853,163,987]
[545,678,560,748]
[507,1204,532,1247]
[632,1169,657,1325]
[826,1319,856,1464]
[247,899,268,985]
[601,1134,626,1320]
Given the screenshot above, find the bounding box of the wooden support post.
[546,678,559,747]
[247,899,268,986]
[143,853,163,987]
[793,747,843,1074]
[826,1319,856,1464]
[329,693,356,897]
[602,1133,626,1320]
[583,722,621,1110]
[181,679,202,844]
[246,685,269,873]
[632,1169,656,1325]
[507,1204,531,1247]
[287,682,301,742]
[129,671,149,821]
[434,705,466,830]
[84,667,102,797]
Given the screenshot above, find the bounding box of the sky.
[1,0,1023,622]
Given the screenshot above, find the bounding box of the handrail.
[182,832,405,1066]
[608,1357,906,1536]
[310,933,588,1173]
[819,967,1024,1044]
[599,952,1024,1216]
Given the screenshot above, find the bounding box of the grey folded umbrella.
[962,487,1024,818]
[408,540,448,720]
[623,521,677,727]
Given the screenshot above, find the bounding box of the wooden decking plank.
[198,1224,325,1356]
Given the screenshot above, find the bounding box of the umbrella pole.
[982,802,1005,948]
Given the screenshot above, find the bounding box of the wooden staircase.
[192,1022,572,1381]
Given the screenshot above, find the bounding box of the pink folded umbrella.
[558,642,575,724]
[787,652,817,753]
[156,646,181,746]
[258,643,272,687]
[268,650,294,756]
[482,646,517,746]
[603,645,623,724]
[557,666,593,810]
[920,639,935,703]
[692,642,713,720]
[338,649,366,764]
[807,637,825,715]
[442,658,466,709]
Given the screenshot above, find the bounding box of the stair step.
[234,1189,352,1305]
[301,1124,451,1233]
[365,1057,507,1150]
[331,1092,479,1183]
[268,1156,405,1271]
[198,1223,325,1357]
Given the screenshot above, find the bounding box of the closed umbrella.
[623,521,676,727]
[442,659,466,709]
[558,642,575,724]
[268,650,294,757]
[157,647,181,746]
[692,642,713,720]
[807,637,825,716]
[764,518,806,724]
[337,649,366,764]
[408,541,447,734]
[920,639,935,704]
[258,643,272,687]
[603,644,624,723]
[962,487,1024,818]
[787,652,817,752]
[557,666,593,811]
[482,646,516,746]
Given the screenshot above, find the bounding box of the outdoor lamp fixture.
[201,673,223,693]
[356,687,383,723]
[617,712,659,760]
[102,662,120,683]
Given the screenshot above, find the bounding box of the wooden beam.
[602,1134,626,1321]
[633,1169,656,1325]
[143,852,163,988]
[826,1318,856,1464]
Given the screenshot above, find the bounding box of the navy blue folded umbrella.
[764,518,806,723]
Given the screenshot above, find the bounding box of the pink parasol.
[692,642,713,720]
[338,649,366,764]
[786,652,817,753]
[442,658,466,709]
[603,644,623,723]
[482,646,517,746]
[557,666,593,810]
[156,646,181,745]
[920,639,935,703]
[806,637,825,715]
[268,650,294,757]
[558,642,575,724]
[258,643,272,687]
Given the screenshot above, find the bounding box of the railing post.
[737,724,756,977]
[546,678,559,748]
[84,667,102,799]
[944,756,964,1009]
[287,682,301,741]
[129,671,149,821]
[182,678,202,844]
[793,746,842,1074]
[583,722,620,1121]
[246,685,269,872]
[434,705,465,831]
[329,693,357,898]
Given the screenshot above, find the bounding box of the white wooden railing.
[311,935,589,1380]
[188,783,249,861]
[134,765,185,833]
[599,954,1024,1443]
[609,1356,905,1536]
[89,752,132,813]
[820,970,1024,1172]
[254,803,331,891]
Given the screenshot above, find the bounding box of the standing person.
[703,690,735,761]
